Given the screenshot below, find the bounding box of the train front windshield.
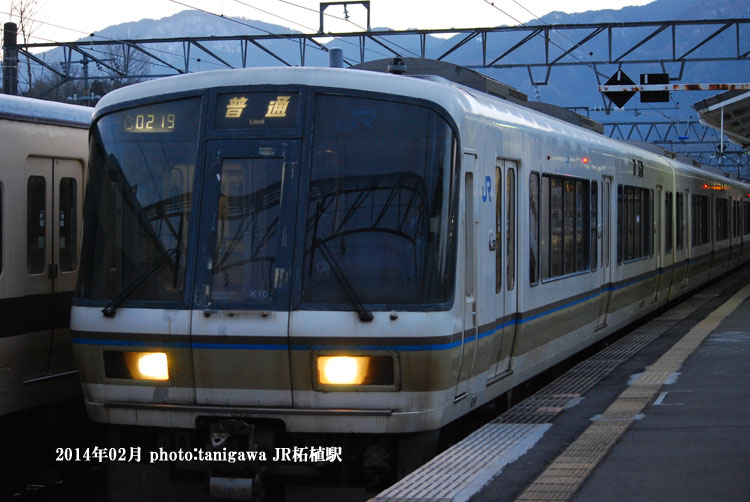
[77,91,458,311]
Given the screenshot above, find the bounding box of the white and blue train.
[69,59,750,494]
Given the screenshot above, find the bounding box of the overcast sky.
[2,0,655,44]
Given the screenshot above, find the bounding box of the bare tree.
[10,0,42,92]
[100,42,149,91]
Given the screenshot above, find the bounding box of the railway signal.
[603,70,636,108]
[600,70,750,108]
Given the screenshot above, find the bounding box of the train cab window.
[692,194,710,246]
[209,158,282,305]
[529,172,540,285]
[541,174,589,279]
[506,167,516,291]
[676,192,685,250]
[665,192,673,254]
[78,97,201,302]
[617,184,652,263]
[59,178,77,272]
[27,176,46,275]
[301,95,458,307]
[716,198,729,241]
[590,181,598,270]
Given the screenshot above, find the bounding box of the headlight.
[104,351,170,381]
[131,352,170,381]
[315,354,396,388]
[318,356,369,385]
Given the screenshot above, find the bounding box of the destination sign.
[215,92,299,130]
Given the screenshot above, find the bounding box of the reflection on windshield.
[301,94,457,307]
[208,158,282,305]
[77,99,200,302]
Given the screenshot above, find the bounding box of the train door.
[485,160,518,381]
[683,189,691,287]
[499,161,518,377]
[456,154,478,399]
[653,186,662,302]
[596,176,612,328]
[22,157,82,381]
[191,140,299,407]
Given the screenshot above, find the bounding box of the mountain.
[27,0,749,130]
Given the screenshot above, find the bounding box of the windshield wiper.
[312,238,373,322]
[102,248,178,318]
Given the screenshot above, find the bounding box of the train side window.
[665,191,673,254]
[563,179,576,275]
[676,192,684,250]
[27,176,46,275]
[629,186,637,260]
[507,167,515,291]
[541,174,589,279]
[575,179,589,272]
[692,194,710,246]
[744,201,750,235]
[591,181,598,271]
[529,172,540,285]
[541,176,550,280]
[618,184,652,262]
[716,198,729,241]
[550,177,563,277]
[59,178,77,272]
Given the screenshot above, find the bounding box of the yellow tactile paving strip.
[515,283,750,502]
[373,284,720,502]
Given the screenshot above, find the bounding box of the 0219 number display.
[124,113,176,133]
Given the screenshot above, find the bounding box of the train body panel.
[71,67,750,446]
[0,95,90,415]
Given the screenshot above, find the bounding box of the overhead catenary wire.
[169,0,396,62]
[274,0,419,57]
[482,0,608,80]
[1,8,227,71]
[231,0,419,60]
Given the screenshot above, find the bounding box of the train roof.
[0,94,92,128]
[93,66,618,152]
[95,66,471,118]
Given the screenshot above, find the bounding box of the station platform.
[373,265,750,502]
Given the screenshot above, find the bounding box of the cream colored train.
[0,94,90,415]
[69,60,750,494]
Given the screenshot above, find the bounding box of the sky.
[2,0,655,45]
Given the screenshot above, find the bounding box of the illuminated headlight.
[105,351,170,381]
[315,354,396,388]
[132,352,169,380]
[318,356,369,385]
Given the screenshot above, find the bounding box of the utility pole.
[3,22,19,95]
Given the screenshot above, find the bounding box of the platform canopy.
[694,90,750,151]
